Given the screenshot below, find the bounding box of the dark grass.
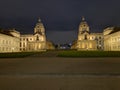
[57,50,120,57]
[1,50,120,58]
[0,52,38,58]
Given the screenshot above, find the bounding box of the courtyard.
[0,53,120,90]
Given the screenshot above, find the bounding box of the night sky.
[0,0,120,44]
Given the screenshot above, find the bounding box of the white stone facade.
[104,27,120,51]
[0,18,120,52]
[77,17,103,50]
[20,18,46,52]
[0,29,20,53]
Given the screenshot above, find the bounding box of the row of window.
[112,45,120,49]
[20,42,26,47]
[0,40,12,45]
[20,48,26,51]
[20,38,33,41]
[20,37,42,41]
[0,47,18,52]
[89,36,102,40]
[112,37,120,42]
[79,36,102,40]
[105,45,120,50]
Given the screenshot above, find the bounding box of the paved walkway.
[0,57,120,90]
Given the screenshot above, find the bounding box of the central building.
[20,18,46,51]
[77,17,103,50]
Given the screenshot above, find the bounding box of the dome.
[34,18,45,34]
[79,17,88,27]
[79,17,90,33]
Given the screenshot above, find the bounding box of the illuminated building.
[0,18,120,52]
[76,17,103,50]
[20,18,47,51]
[104,27,120,51]
[0,29,20,53]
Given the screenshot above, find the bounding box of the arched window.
[36,35,39,41]
[85,34,87,40]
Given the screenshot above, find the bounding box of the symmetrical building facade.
[0,17,120,52]
[104,27,120,51]
[0,29,20,53]
[20,19,47,51]
[77,17,103,50]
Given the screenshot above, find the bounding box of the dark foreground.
[0,57,120,90]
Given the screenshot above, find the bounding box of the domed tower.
[34,18,45,35]
[77,17,98,51]
[78,17,90,34]
[33,18,46,50]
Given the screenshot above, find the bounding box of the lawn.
[0,50,120,58]
[0,52,37,58]
[58,50,120,57]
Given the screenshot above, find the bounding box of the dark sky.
[0,0,120,44]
